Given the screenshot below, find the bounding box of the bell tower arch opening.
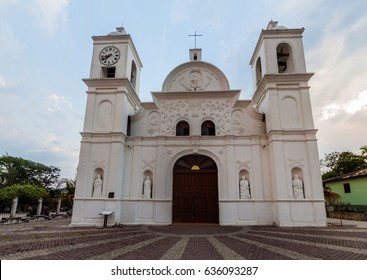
[172,154,219,224]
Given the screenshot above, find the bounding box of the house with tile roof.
[323,169,367,210]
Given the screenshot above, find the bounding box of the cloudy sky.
[0,0,366,179]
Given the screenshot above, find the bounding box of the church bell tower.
[250,21,326,226]
[71,27,142,226]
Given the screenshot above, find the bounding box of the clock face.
[99,46,120,65]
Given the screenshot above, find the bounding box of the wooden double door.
[172,155,219,224]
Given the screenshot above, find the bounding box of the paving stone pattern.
[0,218,367,260]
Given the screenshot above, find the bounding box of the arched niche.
[96,100,113,131]
[92,168,104,197]
[276,42,294,73]
[142,170,153,199]
[291,167,304,199]
[281,96,300,128]
[239,170,251,199]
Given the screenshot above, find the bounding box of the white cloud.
[320,103,342,121]
[344,90,367,114]
[308,13,367,116]
[47,93,73,113]
[320,90,367,121]
[31,0,69,35]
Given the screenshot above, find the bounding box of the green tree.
[0,184,48,211]
[60,178,76,210]
[0,155,60,188]
[321,148,367,180]
[361,145,367,158]
[323,185,341,205]
[45,178,76,210]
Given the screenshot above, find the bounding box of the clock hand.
[101,53,112,60]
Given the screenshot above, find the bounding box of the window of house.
[201,120,215,136]
[343,183,351,193]
[176,121,190,136]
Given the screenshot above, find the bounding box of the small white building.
[71,21,327,227]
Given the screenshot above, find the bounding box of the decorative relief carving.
[231,110,246,135]
[159,99,232,135]
[236,160,251,170]
[141,159,156,170]
[288,158,305,168]
[167,67,225,92]
[147,111,161,135]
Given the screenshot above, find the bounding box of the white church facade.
[71,21,327,227]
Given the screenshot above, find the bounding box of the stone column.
[10,197,18,217]
[36,198,43,216]
[56,199,62,215]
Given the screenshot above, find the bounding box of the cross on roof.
[188,31,203,48]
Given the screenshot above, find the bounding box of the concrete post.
[56,199,62,215]
[36,198,43,216]
[10,197,18,217]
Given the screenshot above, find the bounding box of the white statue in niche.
[239,176,251,199]
[142,176,152,199]
[292,175,304,199]
[92,174,103,197]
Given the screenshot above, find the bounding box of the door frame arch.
[170,151,221,223]
[167,149,223,201]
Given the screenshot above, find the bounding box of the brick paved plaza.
[0,218,366,260]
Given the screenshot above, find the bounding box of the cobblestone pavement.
[1,218,367,260]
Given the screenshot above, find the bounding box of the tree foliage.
[321,147,367,180]
[0,155,60,188]
[0,184,48,209]
[323,185,341,204]
[59,178,76,209]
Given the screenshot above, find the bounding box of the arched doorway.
[172,154,219,223]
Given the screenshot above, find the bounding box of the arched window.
[126,116,131,136]
[255,57,262,85]
[176,121,190,136]
[201,120,215,136]
[130,61,137,88]
[276,43,294,73]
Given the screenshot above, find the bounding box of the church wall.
[265,133,326,226]
[124,93,271,225]
[116,135,276,225]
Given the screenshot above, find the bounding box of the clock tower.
[71,27,142,226]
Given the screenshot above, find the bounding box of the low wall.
[328,212,367,221]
